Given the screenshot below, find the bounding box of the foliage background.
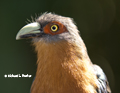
[0,0,120,92]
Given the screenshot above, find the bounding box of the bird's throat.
[31,40,97,93]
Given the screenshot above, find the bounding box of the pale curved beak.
[16,22,41,40]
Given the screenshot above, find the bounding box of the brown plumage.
[31,40,97,93]
[16,12,111,93]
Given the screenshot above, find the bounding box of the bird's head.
[16,12,87,60]
[16,13,81,44]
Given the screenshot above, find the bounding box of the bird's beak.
[16,22,43,40]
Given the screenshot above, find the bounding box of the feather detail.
[31,40,97,93]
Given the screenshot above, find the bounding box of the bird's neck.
[31,40,97,93]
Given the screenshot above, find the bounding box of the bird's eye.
[43,21,68,35]
[51,25,58,32]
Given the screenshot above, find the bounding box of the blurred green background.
[0,0,120,92]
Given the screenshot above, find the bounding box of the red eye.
[43,21,68,35]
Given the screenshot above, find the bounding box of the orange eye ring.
[43,21,68,35]
[51,25,58,32]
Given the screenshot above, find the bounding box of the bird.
[16,12,111,93]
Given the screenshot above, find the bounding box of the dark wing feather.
[93,65,111,93]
